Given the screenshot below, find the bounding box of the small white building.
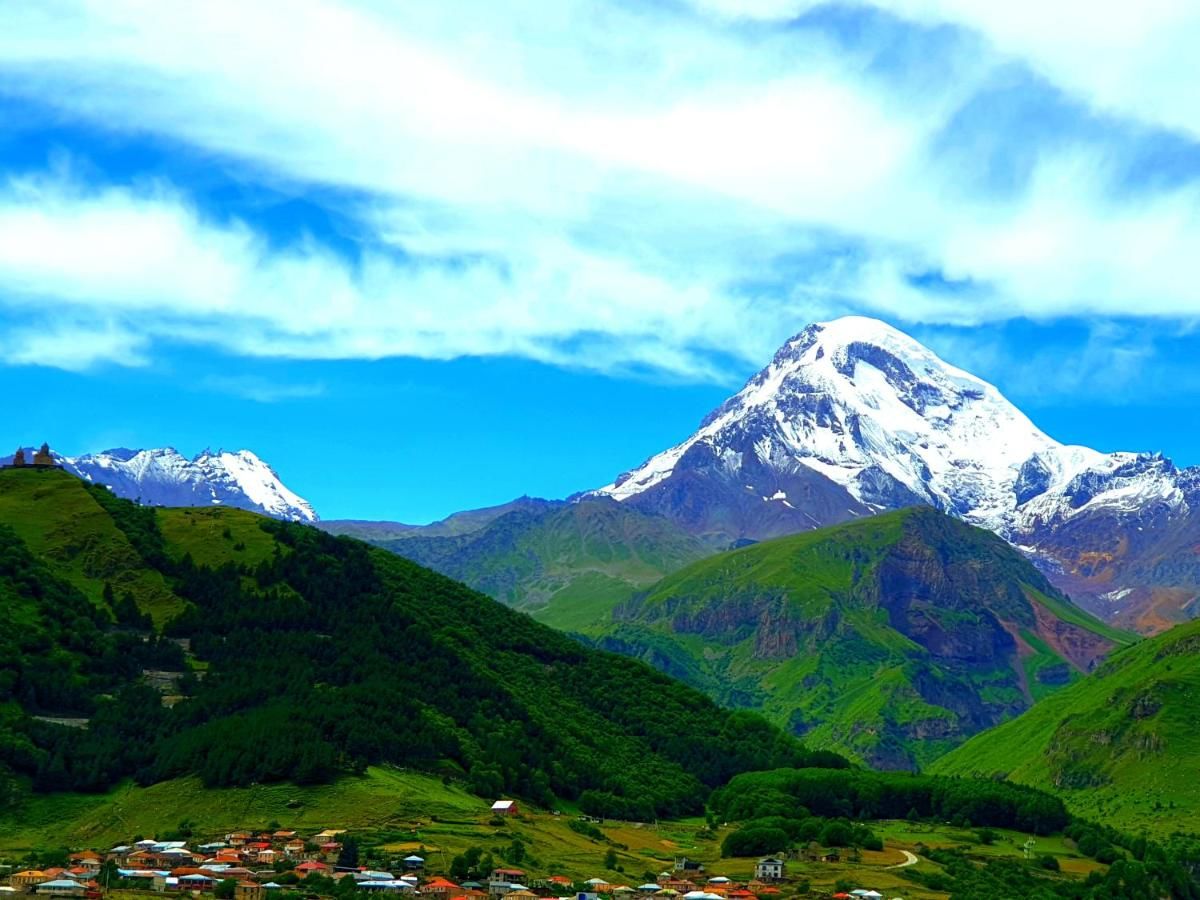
[754,859,784,883]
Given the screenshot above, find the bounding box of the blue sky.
[2,1,1200,521]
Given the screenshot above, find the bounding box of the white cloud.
[0,1,1198,378]
[0,175,805,377]
[870,0,1200,139]
[689,0,1200,138]
[0,318,148,371]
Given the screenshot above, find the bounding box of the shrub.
[1036,854,1060,871]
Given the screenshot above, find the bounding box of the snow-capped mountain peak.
[53,446,318,522]
[595,316,1185,538]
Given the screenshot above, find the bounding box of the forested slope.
[0,467,841,819]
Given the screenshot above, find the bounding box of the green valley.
[361,499,712,629]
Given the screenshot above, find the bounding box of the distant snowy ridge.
[55,447,318,522]
[593,316,1191,540]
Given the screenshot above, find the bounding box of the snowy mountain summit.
[596,316,1188,543]
[60,447,318,522]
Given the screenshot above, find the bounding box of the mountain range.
[2,446,317,523]
[29,319,1196,634]
[589,317,1198,632]
[349,317,1198,636]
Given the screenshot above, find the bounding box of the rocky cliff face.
[605,507,1130,770]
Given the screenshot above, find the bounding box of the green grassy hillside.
[374,499,711,630]
[0,466,839,823]
[930,617,1200,834]
[595,507,1133,770]
[0,466,185,625]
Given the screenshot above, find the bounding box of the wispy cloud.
[0,1,1198,379]
[201,375,327,404]
[0,316,147,371]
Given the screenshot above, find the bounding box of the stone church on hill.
[6,443,58,468]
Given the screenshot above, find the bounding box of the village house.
[489,870,525,885]
[401,856,424,871]
[178,874,217,892]
[215,869,257,883]
[490,800,519,818]
[11,871,51,893]
[283,841,308,859]
[357,883,414,895]
[355,872,395,883]
[672,860,703,876]
[234,883,264,900]
[34,882,85,898]
[295,862,332,879]
[66,855,101,875]
[658,879,697,894]
[420,878,460,900]
[753,859,784,883]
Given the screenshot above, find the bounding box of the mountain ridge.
[930,616,1200,834]
[3,445,317,522]
[591,506,1133,770]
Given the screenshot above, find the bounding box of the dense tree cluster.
[719,814,882,857]
[710,767,1070,835]
[0,524,185,792]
